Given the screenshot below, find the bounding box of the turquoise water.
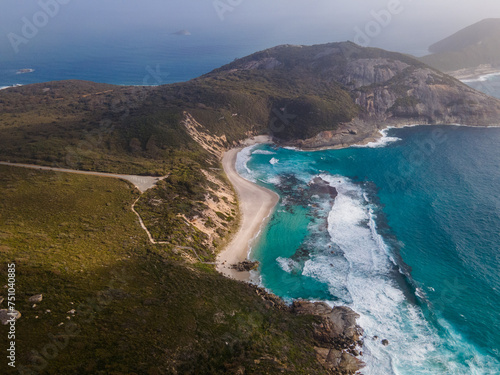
[238,125,500,374]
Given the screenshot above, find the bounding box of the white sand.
[217,136,279,281]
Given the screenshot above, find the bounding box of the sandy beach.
[217,136,279,281]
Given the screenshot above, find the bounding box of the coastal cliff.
[209,42,500,149]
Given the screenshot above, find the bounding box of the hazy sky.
[1,0,499,58]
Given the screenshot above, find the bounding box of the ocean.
[0,31,269,88]
[238,123,500,374]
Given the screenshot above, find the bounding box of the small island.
[172,29,191,36]
[16,68,35,74]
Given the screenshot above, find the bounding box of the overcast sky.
[1,0,499,57]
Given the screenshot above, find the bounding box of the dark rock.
[382,339,389,346]
[308,177,338,199]
[230,260,259,272]
[292,300,364,355]
[316,347,365,374]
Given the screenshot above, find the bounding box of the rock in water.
[230,260,259,272]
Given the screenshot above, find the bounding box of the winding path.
[0,161,215,263]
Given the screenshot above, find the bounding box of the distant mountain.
[420,19,500,72]
[207,42,500,148]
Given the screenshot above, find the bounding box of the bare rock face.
[292,300,333,315]
[339,58,411,88]
[292,300,365,374]
[317,348,365,373]
[240,42,500,149]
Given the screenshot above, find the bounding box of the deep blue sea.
[238,124,500,374]
[0,32,271,88]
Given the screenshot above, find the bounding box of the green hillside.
[420,18,500,71]
[0,165,325,374]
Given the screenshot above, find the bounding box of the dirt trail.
[0,162,166,193]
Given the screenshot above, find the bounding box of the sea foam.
[235,144,259,182]
[252,149,276,155]
[302,174,498,374]
[353,128,402,148]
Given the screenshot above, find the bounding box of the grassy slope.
[0,165,325,374]
[0,81,209,176]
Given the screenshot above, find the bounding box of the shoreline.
[215,122,500,280]
[446,64,500,81]
[217,136,279,282]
